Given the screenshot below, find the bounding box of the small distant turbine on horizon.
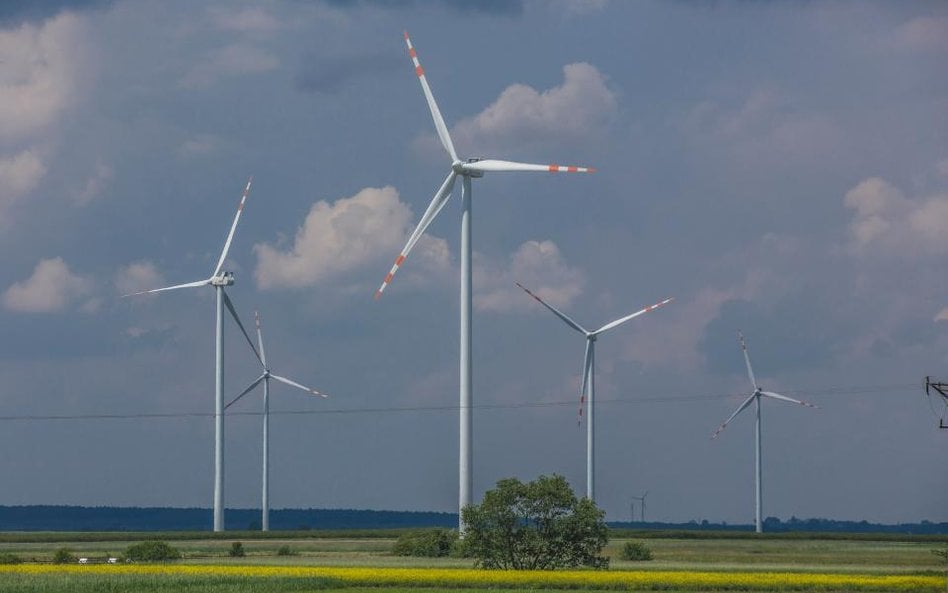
[516,282,673,503]
[630,490,648,523]
[125,177,253,532]
[225,310,328,532]
[375,32,595,532]
[711,331,818,534]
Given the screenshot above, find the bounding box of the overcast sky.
[0,0,945,527]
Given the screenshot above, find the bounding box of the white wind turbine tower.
[225,310,328,532]
[516,283,673,503]
[375,32,595,531]
[125,177,253,532]
[711,331,818,533]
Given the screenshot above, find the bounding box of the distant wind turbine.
[630,491,648,523]
[711,331,818,533]
[225,310,328,532]
[125,177,253,532]
[516,282,672,503]
[375,32,595,531]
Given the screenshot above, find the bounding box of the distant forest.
[0,506,945,534]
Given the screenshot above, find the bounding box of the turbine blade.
[225,374,266,410]
[460,159,596,174]
[515,282,587,334]
[578,339,593,425]
[223,291,262,365]
[255,310,268,368]
[271,374,328,398]
[122,278,211,297]
[212,176,253,278]
[593,297,674,335]
[375,171,457,299]
[711,393,757,439]
[404,31,457,162]
[738,330,758,390]
[760,390,818,409]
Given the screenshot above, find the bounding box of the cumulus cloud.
[893,16,948,52]
[682,87,843,168]
[0,149,46,211]
[177,134,223,157]
[254,186,449,290]
[439,63,617,155]
[73,162,112,205]
[844,176,948,255]
[210,7,280,35]
[114,261,164,296]
[474,240,583,313]
[0,12,87,140]
[180,43,279,89]
[3,257,93,313]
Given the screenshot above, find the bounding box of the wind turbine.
[630,491,648,523]
[711,331,818,533]
[516,282,673,503]
[375,32,595,531]
[125,177,253,532]
[225,310,328,532]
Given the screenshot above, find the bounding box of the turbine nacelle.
[453,158,484,178]
[211,271,235,287]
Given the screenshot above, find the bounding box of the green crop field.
[0,531,944,592]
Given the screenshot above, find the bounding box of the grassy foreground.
[0,564,942,592]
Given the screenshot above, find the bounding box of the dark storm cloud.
[320,0,524,16]
[0,0,113,25]
[295,51,402,94]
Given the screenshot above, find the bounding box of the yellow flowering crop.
[0,564,940,591]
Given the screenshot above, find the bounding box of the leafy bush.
[229,542,245,557]
[276,545,296,556]
[125,540,181,562]
[462,474,609,570]
[52,548,76,564]
[0,553,21,564]
[621,540,653,561]
[392,529,459,558]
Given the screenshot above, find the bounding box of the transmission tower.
[924,376,948,429]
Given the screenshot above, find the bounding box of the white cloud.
[115,261,165,296]
[0,149,46,211]
[474,240,583,313]
[74,162,113,205]
[893,16,948,52]
[3,257,93,313]
[682,87,843,168]
[211,7,280,35]
[254,186,449,290]
[178,134,223,157]
[0,12,87,141]
[180,43,279,89]
[440,62,617,156]
[844,176,948,255]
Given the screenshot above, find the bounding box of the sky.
[0,0,945,527]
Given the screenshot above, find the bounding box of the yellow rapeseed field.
[0,564,941,591]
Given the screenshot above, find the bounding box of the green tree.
[461,474,608,570]
[52,548,76,564]
[125,540,181,562]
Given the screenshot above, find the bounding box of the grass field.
[0,532,944,592]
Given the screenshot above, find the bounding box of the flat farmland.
[0,532,944,592]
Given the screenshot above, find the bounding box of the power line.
[0,382,919,424]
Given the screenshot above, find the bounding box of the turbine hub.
[211,271,235,286]
[454,158,484,178]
